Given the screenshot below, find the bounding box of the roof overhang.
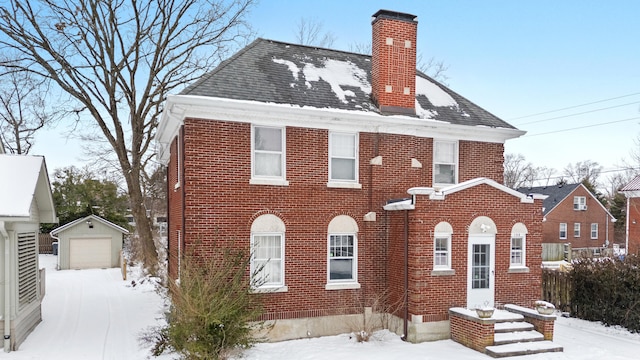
[51,214,129,236]
[408,177,546,203]
[156,95,526,164]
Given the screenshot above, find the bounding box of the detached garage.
[50,215,129,270]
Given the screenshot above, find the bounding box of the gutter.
[0,221,10,352]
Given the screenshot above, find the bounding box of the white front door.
[467,235,495,309]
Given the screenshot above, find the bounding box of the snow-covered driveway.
[5,255,167,360]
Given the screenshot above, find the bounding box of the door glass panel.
[472,244,490,289]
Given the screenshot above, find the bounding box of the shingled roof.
[180,38,516,130]
[517,183,581,215]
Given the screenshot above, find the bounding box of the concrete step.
[494,321,534,333]
[494,330,544,345]
[486,341,564,358]
[491,309,525,323]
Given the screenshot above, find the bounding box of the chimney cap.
[372,9,417,24]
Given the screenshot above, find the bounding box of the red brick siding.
[167,131,184,279]
[399,184,543,319]
[527,316,555,340]
[371,15,417,111]
[542,186,614,249]
[450,315,494,352]
[166,116,536,321]
[627,197,640,255]
[459,141,505,183]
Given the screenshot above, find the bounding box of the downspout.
[401,209,409,341]
[50,233,61,270]
[626,199,630,255]
[180,126,186,280]
[0,221,11,352]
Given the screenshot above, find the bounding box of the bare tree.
[294,17,336,48]
[346,44,450,84]
[348,42,371,55]
[0,65,59,154]
[418,54,450,85]
[503,153,538,189]
[0,0,256,274]
[563,160,602,185]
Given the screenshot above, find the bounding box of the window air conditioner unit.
[579,205,587,211]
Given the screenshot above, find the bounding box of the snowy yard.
[3,254,639,359]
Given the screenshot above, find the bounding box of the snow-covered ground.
[3,254,639,359]
[4,254,170,360]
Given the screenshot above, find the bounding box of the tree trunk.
[124,161,159,275]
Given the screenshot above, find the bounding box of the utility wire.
[524,116,640,137]
[508,92,640,121]
[516,101,640,126]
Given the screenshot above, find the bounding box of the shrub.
[571,255,640,332]
[148,249,266,359]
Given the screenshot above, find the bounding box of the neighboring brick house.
[621,175,640,255]
[518,183,616,257]
[156,10,545,342]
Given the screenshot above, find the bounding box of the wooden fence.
[541,268,572,312]
[541,243,571,261]
[39,233,54,254]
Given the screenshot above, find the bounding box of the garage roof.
[51,214,130,236]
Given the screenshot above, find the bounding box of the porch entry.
[467,234,495,309]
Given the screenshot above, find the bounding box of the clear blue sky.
[34,0,640,182]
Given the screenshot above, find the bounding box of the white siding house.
[0,154,56,351]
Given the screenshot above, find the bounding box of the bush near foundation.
[571,254,640,332]
[149,249,266,359]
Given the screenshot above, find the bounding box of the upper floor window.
[251,126,288,185]
[559,223,567,239]
[591,223,598,239]
[329,132,359,185]
[433,140,457,185]
[326,215,360,290]
[574,196,587,210]
[574,223,581,238]
[250,214,287,292]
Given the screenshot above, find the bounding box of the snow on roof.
[415,76,457,107]
[300,58,371,104]
[0,155,47,217]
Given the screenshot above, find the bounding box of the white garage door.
[69,238,112,269]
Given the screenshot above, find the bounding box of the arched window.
[434,222,453,271]
[326,215,360,290]
[251,214,286,291]
[510,223,528,269]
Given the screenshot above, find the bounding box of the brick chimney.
[371,10,418,116]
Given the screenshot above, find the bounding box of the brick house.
[621,175,640,255]
[518,183,616,257]
[156,10,545,342]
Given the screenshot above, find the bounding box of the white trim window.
[251,125,288,185]
[510,235,525,267]
[574,223,581,238]
[559,223,567,239]
[434,234,451,269]
[433,140,458,185]
[591,223,598,239]
[574,196,586,210]
[509,223,528,270]
[326,215,360,290]
[250,214,287,292]
[328,132,359,187]
[328,234,356,281]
